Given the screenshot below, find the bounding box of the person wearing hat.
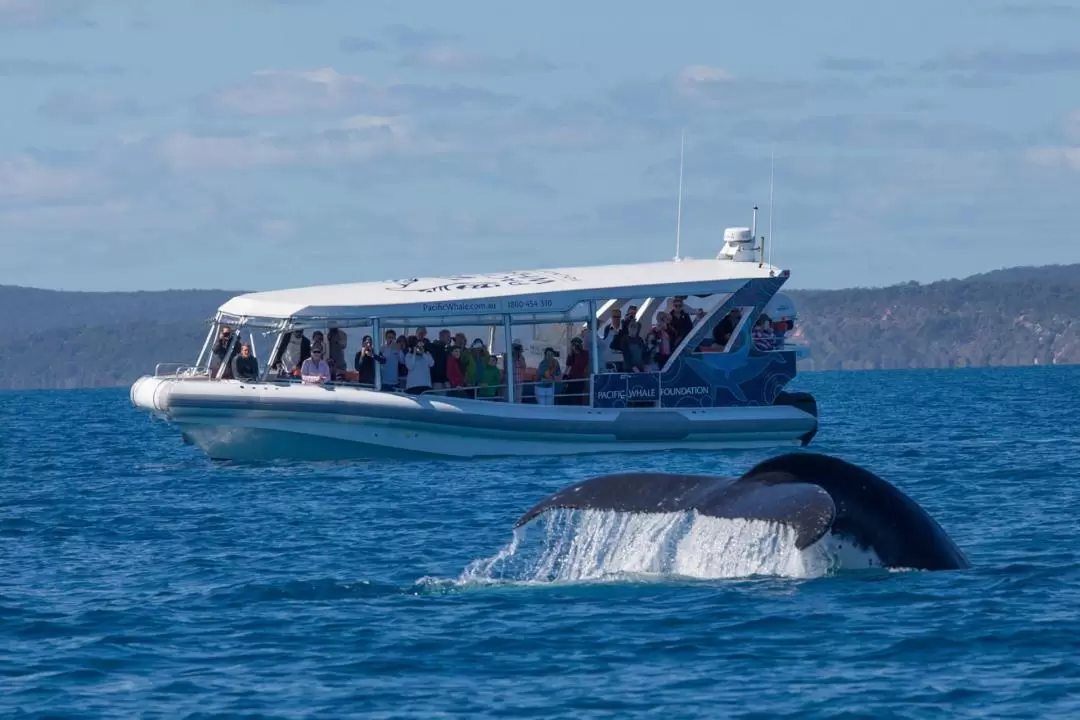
[534,347,561,406]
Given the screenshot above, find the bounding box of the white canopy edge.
[218,257,785,325]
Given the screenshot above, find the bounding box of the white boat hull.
[130,375,818,462]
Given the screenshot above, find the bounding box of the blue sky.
[2,0,1079,292]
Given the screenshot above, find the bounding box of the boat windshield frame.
[190,265,799,406]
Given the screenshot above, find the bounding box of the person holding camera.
[353,334,386,387]
[379,330,403,390]
[404,338,435,395]
[534,347,561,406]
[209,325,237,379]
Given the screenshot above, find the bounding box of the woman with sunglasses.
[300,347,331,385]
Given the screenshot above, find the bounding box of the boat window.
[212,290,788,406]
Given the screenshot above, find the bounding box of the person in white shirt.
[300,348,330,385]
[404,339,435,395]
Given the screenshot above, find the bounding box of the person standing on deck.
[534,347,561,406]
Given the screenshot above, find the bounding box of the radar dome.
[718,226,757,262]
[763,292,796,321]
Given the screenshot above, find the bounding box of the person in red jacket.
[445,345,466,397]
[561,336,591,405]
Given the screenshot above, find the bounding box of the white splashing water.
[455,509,884,586]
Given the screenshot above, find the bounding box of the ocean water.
[2,366,1079,718]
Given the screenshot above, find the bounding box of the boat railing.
[154,362,211,379]
[248,374,593,404]
[420,378,592,404]
[688,337,810,358]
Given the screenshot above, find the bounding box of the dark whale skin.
[515,452,969,571]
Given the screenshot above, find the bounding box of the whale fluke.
[514,452,969,571]
[514,472,836,550]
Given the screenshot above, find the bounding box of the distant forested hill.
[1,263,1078,389]
[789,264,1080,370]
[0,287,237,390]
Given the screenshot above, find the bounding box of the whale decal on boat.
[386,270,580,294]
[514,452,969,571]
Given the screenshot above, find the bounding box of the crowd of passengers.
[207,296,792,404]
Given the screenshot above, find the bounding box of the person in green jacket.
[462,338,487,398]
[477,353,502,399]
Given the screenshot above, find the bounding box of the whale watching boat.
[130,216,816,461]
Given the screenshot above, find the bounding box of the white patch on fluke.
[455,509,885,586]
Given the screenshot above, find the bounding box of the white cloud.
[157,133,299,171]
[1021,110,1080,172]
[204,68,373,116]
[38,90,143,124]
[0,200,129,231]
[398,45,554,75]
[1063,110,1080,143]
[0,0,90,30]
[601,65,858,133]
[0,58,95,76]
[674,65,738,105]
[339,24,555,76]
[153,117,450,172]
[0,155,96,201]
[678,64,735,85]
[1024,146,1080,171]
[201,67,514,117]
[256,218,294,238]
[314,114,402,132]
[919,47,1080,79]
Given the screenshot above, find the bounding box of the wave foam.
[453,509,884,586]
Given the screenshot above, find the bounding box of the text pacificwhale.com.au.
[420,301,500,314]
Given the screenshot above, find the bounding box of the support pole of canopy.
[637,297,656,327]
[261,326,286,381]
[195,320,217,372]
[503,314,514,403]
[588,299,599,408]
[588,300,600,375]
[373,318,382,391]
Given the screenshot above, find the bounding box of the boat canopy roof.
[218,257,786,327]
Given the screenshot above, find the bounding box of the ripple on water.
[1,369,1080,717]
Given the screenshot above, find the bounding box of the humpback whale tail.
[515,452,969,572]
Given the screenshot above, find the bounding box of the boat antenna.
[767,144,775,268]
[674,129,685,262]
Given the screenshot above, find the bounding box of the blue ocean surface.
[2,366,1079,718]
